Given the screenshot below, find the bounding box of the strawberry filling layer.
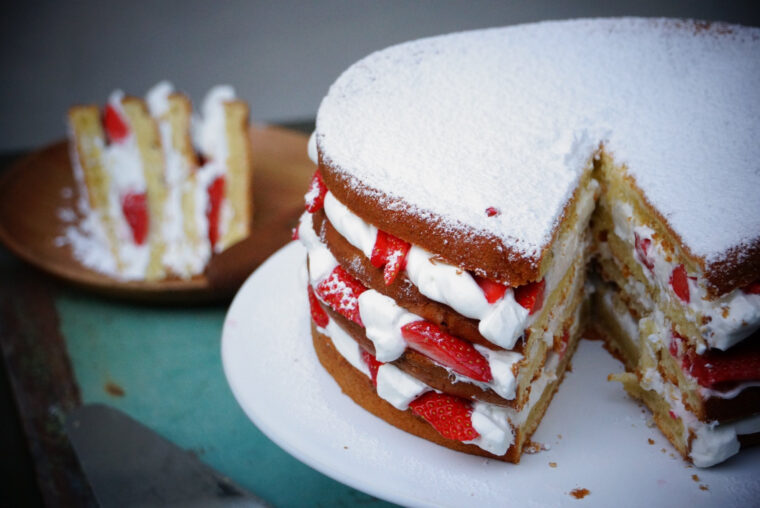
[206,175,226,248]
[670,332,760,389]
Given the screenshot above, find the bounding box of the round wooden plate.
[0,125,314,303]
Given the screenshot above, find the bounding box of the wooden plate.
[0,126,314,303]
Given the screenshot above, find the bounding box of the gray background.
[2,0,758,151]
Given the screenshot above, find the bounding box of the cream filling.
[611,200,760,351]
[322,183,597,349]
[600,288,640,346]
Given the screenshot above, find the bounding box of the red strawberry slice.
[670,332,760,388]
[408,392,479,442]
[104,104,129,143]
[474,275,508,304]
[634,232,654,271]
[669,264,690,303]
[305,170,328,213]
[743,281,760,295]
[121,192,148,245]
[400,320,493,382]
[485,206,500,217]
[689,347,760,388]
[307,285,329,328]
[361,349,383,386]
[206,175,226,248]
[514,278,546,315]
[315,266,366,326]
[370,230,411,285]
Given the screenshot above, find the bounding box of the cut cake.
[297,18,760,467]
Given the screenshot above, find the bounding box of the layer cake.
[298,18,760,467]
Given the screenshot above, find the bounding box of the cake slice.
[66,82,253,281]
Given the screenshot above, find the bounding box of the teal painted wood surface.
[56,289,395,507]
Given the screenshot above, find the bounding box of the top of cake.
[315,18,760,283]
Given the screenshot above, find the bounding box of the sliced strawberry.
[634,232,654,271]
[485,206,500,217]
[743,281,760,295]
[670,331,760,388]
[474,275,508,304]
[514,278,546,315]
[304,170,327,213]
[400,320,492,382]
[370,230,411,285]
[408,391,479,442]
[307,285,329,328]
[689,347,760,388]
[669,264,690,303]
[121,192,148,245]
[104,104,129,143]
[315,266,366,326]
[361,349,383,386]
[206,175,226,248]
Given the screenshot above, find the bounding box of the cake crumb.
[549,462,557,468]
[558,434,563,439]
[104,381,125,397]
[569,488,590,499]
[699,484,709,491]
[648,438,655,445]
[523,440,549,454]
[661,448,666,453]
[691,474,699,482]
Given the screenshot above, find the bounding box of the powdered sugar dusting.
[316,18,760,262]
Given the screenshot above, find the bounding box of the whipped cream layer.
[322,186,596,349]
[299,213,523,400]
[612,200,760,351]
